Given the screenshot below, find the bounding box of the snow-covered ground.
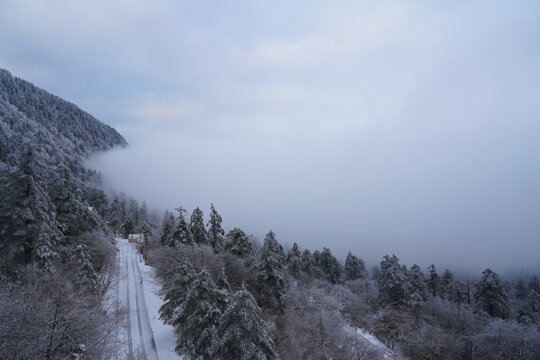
[117,238,181,360]
[344,325,403,360]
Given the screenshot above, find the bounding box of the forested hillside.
[0,68,126,268]
[0,69,129,359]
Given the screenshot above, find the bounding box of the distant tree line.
[146,204,540,360]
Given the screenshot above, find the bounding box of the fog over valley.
[2,1,540,273]
[3,1,540,359]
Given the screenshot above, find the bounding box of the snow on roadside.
[344,325,402,360]
[136,251,182,360]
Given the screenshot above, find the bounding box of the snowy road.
[117,238,181,360]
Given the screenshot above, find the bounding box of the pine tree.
[515,279,528,300]
[440,269,455,299]
[174,269,230,359]
[120,217,134,237]
[207,203,225,253]
[257,231,287,309]
[160,212,176,246]
[224,228,256,267]
[107,196,122,231]
[529,276,540,293]
[212,289,279,360]
[286,243,302,278]
[409,264,428,303]
[190,207,208,245]
[137,222,152,238]
[73,245,99,293]
[170,207,193,245]
[216,268,232,294]
[427,264,440,297]
[320,247,342,284]
[0,144,61,268]
[159,261,197,325]
[378,254,411,307]
[344,251,367,280]
[475,268,510,319]
[300,249,314,275]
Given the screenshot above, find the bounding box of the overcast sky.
[2,0,540,274]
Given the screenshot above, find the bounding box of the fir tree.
[529,276,540,293]
[137,222,152,237]
[300,249,314,275]
[159,261,197,325]
[427,264,440,297]
[73,245,99,293]
[216,268,232,294]
[212,289,279,360]
[0,144,60,268]
[160,212,176,246]
[515,279,528,300]
[224,228,256,267]
[190,207,208,245]
[320,247,342,284]
[475,268,510,319]
[120,217,134,237]
[170,207,193,245]
[344,251,367,280]
[107,196,122,231]
[440,269,455,299]
[257,231,287,309]
[409,264,429,302]
[286,243,302,278]
[378,254,411,307]
[207,203,225,253]
[174,269,230,359]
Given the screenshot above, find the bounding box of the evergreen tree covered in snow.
[257,231,287,309]
[216,268,232,294]
[212,289,279,360]
[160,212,176,246]
[378,254,411,306]
[106,196,122,231]
[170,207,193,245]
[427,264,440,297]
[159,261,197,325]
[190,207,208,245]
[440,269,455,299]
[207,203,225,253]
[0,145,60,269]
[225,228,256,267]
[319,247,342,284]
[409,264,429,303]
[344,251,367,280]
[300,249,314,275]
[529,276,540,294]
[174,269,230,359]
[475,268,510,319]
[515,279,528,300]
[286,242,302,278]
[73,245,99,292]
[120,217,134,237]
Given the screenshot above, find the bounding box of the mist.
[2,1,539,274]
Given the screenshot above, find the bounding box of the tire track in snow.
[131,248,148,358]
[125,252,133,358]
[134,251,160,359]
